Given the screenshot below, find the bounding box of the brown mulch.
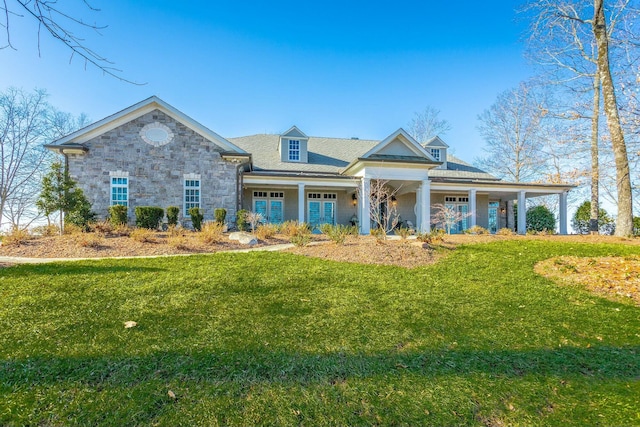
[535,255,640,306]
[285,236,442,269]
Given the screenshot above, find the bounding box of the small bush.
[497,228,515,236]
[634,217,640,236]
[256,224,277,240]
[166,206,180,226]
[236,209,248,231]
[322,224,352,245]
[167,224,184,237]
[109,205,128,226]
[130,228,156,243]
[416,229,445,244]
[167,234,189,249]
[465,225,489,235]
[135,206,164,230]
[63,223,83,235]
[572,201,615,235]
[189,207,204,231]
[65,192,96,231]
[2,227,31,246]
[32,224,59,237]
[370,227,385,242]
[526,205,556,233]
[290,233,311,247]
[396,227,412,239]
[280,221,310,238]
[214,208,227,225]
[73,232,104,248]
[92,220,113,234]
[112,224,131,237]
[199,222,224,244]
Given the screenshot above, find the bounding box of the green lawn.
[1,240,639,426]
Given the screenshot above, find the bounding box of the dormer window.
[430,148,441,161]
[288,139,300,161]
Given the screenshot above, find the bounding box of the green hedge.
[135,206,164,229]
[166,206,180,226]
[109,205,128,226]
[189,207,204,231]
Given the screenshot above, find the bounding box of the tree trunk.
[590,72,601,234]
[593,0,633,236]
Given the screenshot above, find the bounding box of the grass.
[0,240,639,426]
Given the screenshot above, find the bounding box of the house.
[45,96,573,234]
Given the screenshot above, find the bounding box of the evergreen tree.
[36,162,94,233]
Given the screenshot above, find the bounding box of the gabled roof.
[360,128,437,161]
[423,136,449,148]
[49,96,247,154]
[281,126,308,139]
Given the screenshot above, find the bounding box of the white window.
[430,148,441,161]
[110,171,129,207]
[184,174,201,212]
[288,139,300,161]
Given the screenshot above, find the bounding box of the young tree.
[431,203,472,234]
[36,161,92,234]
[360,179,401,240]
[476,82,548,182]
[572,200,615,234]
[406,106,451,143]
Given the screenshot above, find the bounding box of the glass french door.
[252,191,284,224]
[308,200,335,228]
[488,202,499,233]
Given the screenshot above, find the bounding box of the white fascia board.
[281,125,309,139]
[360,128,435,160]
[53,96,247,154]
[362,166,430,181]
[243,175,358,188]
[431,182,573,194]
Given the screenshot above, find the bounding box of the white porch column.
[415,187,422,229]
[419,179,431,232]
[517,190,526,235]
[559,191,568,235]
[360,178,371,235]
[297,183,305,223]
[469,188,477,228]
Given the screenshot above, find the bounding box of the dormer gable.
[423,136,449,169]
[279,125,309,163]
[361,128,438,161]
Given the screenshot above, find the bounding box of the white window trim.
[109,170,129,207]
[288,139,300,162]
[184,173,201,214]
[430,148,441,161]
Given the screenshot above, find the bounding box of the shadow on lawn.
[2,345,638,387]
[0,263,166,277]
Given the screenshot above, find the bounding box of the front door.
[307,192,337,228]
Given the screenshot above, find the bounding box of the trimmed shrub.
[214,208,227,225]
[135,206,164,230]
[572,201,615,235]
[109,205,128,227]
[189,207,204,231]
[65,190,96,231]
[236,209,248,231]
[166,206,180,227]
[526,205,556,232]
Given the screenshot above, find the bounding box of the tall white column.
[559,191,568,235]
[298,183,305,223]
[517,190,526,235]
[419,179,431,232]
[361,178,371,235]
[469,188,477,228]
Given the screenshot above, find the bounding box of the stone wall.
[67,109,239,224]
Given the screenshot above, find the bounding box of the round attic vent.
[140,122,174,147]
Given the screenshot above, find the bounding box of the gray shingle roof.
[229,134,499,182]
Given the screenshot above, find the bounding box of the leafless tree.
[0,87,86,229]
[476,82,548,183]
[1,0,140,83]
[360,178,400,239]
[406,106,451,144]
[431,204,472,234]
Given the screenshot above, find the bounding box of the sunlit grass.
[0,240,638,426]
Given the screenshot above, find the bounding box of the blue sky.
[1,0,533,160]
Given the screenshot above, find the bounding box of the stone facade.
[67,109,239,224]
